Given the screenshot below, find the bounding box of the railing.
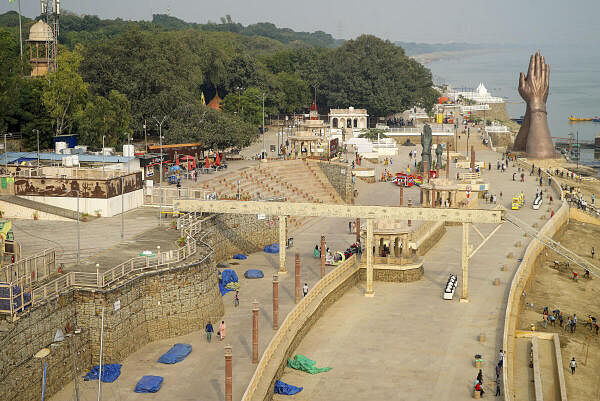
[485,125,509,133]
[1,249,56,285]
[241,254,359,401]
[146,187,214,206]
[1,213,209,317]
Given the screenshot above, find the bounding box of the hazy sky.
[2,0,598,45]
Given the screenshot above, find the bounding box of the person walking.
[303,283,309,297]
[477,369,483,385]
[496,378,501,396]
[218,320,226,340]
[570,357,576,374]
[205,322,214,343]
[592,247,595,259]
[234,291,239,307]
[573,314,578,332]
[498,349,505,368]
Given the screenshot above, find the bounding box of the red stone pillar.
[470,146,475,172]
[225,345,232,401]
[356,218,361,243]
[295,253,300,304]
[407,199,412,227]
[320,235,326,278]
[272,275,279,330]
[252,300,259,364]
[399,185,404,206]
[419,187,424,205]
[423,161,429,183]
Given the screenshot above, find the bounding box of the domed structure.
[27,20,56,77]
[28,20,53,42]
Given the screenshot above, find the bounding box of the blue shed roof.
[0,152,134,164]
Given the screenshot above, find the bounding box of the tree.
[221,87,264,126]
[42,46,88,135]
[270,72,310,114]
[321,35,438,116]
[76,90,132,148]
[168,102,257,150]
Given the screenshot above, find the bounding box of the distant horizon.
[2,0,598,46]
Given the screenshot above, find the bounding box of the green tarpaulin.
[287,355,332,374]
[1,177,6,189]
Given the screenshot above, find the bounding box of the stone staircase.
[0,195,85,221]
[199,160,345,231]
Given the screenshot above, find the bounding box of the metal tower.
[40,0,60,72]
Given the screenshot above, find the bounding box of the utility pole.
[143,120,148,153]
[121,176,124,240]
[76,190,80,264]
[101,135,105,178]
[33,129,40,168]
[4,133,7,170]
[153,116,167,226]
[262,93,266,160]
[577,130,579,169]
[17,0,23,61]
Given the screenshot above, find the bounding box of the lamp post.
[262,93,266,160]
[143,120,148,153]
[101,135,105,178]
[153,116,167,226]
[76,190,80,264]
[236,86,244,115]
[121,176,124,240]
[33,129,40,168]
[3,132,7,170]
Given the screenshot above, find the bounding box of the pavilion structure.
[27,20,55,77]
[288,119,331,158]
[419,177,489,208]
[330,107,368,130]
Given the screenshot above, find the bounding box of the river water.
[427,45,600,166]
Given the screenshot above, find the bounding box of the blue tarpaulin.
[83,364,122,383]
[233,254,247,260]
[274,380,303,395]
[134,375,163,393]
[244,269,264,279]
[157,343,192,364]
[219,269,239,295]
[264,244,280,254]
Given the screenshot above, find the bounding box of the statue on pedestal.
[421,124,432,173]
[513,52,555,158]
[435,143,443,171]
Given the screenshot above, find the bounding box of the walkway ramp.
[0,195,83,220]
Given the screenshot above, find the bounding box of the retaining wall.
[316,160,354,202]
[0,212,278,401]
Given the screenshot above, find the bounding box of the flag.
[9,0,15,3]
[200,92,206,106]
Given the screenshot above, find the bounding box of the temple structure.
[27,20,55,77]
[288,119,332,158]
[330,107,368,129]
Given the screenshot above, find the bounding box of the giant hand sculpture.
[513,52,555,158]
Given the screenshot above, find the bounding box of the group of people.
[540,307,599,335]
[204,320,226,343]
[473,350,504,397]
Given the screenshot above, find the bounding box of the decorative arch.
[346,119,352,128]
[332,118,338,128]
[353,118,358,128]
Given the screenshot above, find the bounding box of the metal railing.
[1,249,56,285]
[1,213,210,317]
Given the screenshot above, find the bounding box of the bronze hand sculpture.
[513,52,555,158]
[421,124,432,172]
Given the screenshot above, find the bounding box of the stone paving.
[48,137,559,400]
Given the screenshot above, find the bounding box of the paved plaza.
[46,139,557,400]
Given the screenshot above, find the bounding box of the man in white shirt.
[302,283,309,297]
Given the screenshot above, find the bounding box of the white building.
[330,107,368,129]
[449,83,504,104]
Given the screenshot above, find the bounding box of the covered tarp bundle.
[83,364,122,383]
[287,355,332,374]
[157,343,192,364]
[244,269,264,279]
[264,244,280,254]
[274,380,303,395]
[219,269,239,295]
[134,375,164,393]
[233,254,247,260]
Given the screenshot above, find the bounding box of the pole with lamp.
[262,93,266,160]
[236,86,244,115]
[33,129,40,168]
[577,130,579,170]
[153,116,167,226]
[143,120,148,153]
[101,135,105,178]
[3,132,7,171]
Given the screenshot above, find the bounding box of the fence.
[0,213,210,318]
[1,249,56,285]
[241,254,359,401]
[146,187,214,206]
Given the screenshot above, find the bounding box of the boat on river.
[569,116,593,122]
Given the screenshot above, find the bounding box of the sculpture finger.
[535,52,542,80]
[519,72,526,90]
[527,54,535,80]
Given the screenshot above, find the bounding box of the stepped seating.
[198,160,345,230]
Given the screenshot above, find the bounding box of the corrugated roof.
[0,152,134,164]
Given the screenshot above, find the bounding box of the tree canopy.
[0,12,438,152]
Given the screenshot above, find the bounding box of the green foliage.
[167,103,257,150]
[42,47,89,135]
[221,87,264,126]
[77,90,132,148]
[359,129,388,141]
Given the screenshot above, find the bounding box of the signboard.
[329,138,339,159]
[114,300,121,311]
[257,214,266,220]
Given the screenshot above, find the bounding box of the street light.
[33,129,40,168]
[236,86,244,115]
[101,135,106,178]
[262,93,266,160]
[3,132,7,170]
[153,116,167,226]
